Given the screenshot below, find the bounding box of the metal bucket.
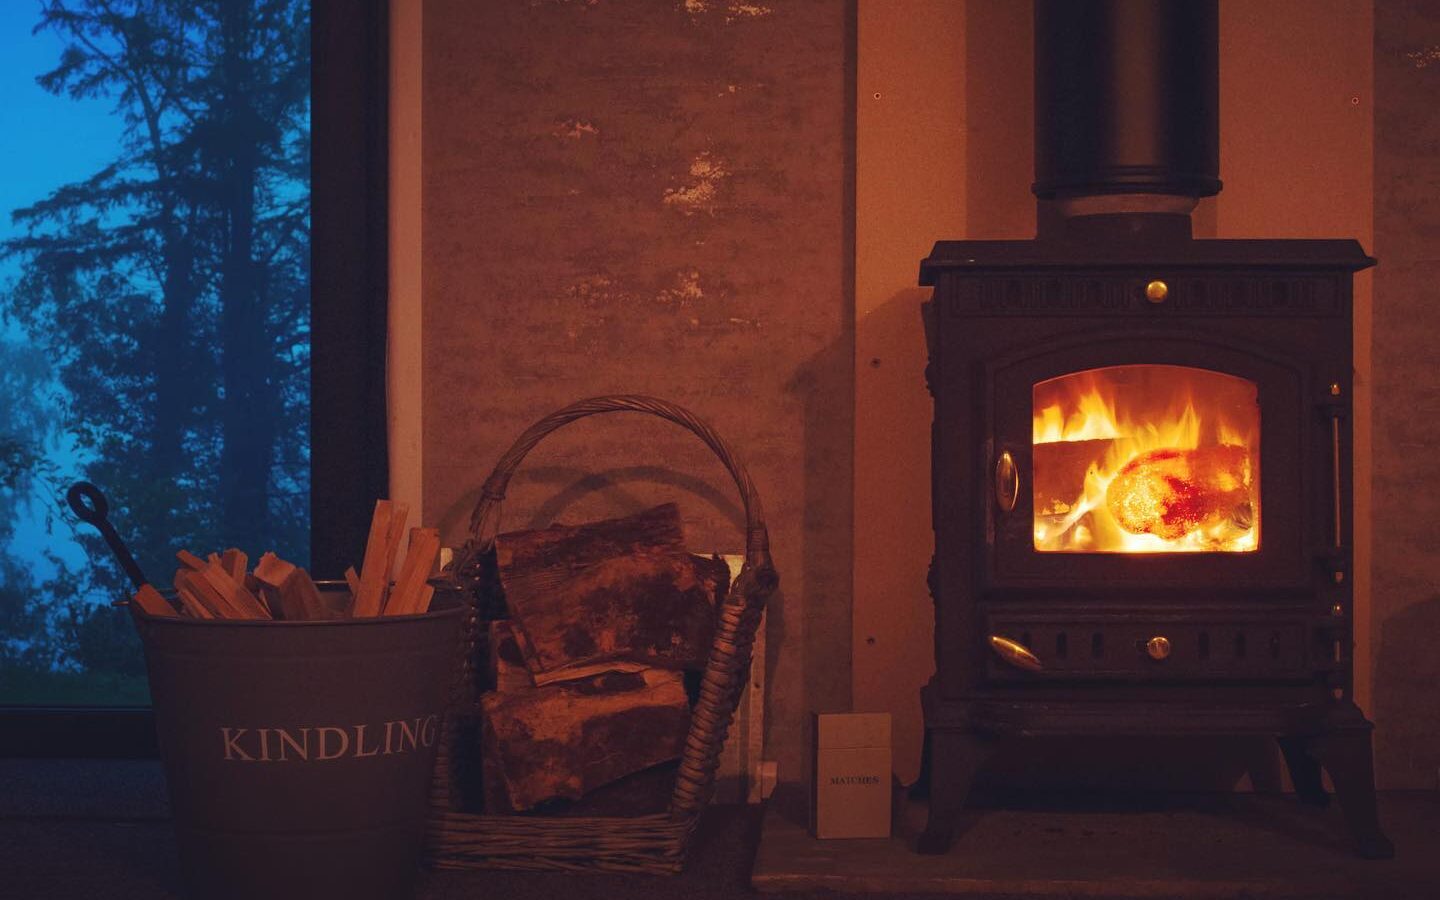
[131,587,465,900]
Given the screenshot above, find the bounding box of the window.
[1,0,386,753]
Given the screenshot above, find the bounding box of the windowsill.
[0,758,168,821]
[0,758,761,899]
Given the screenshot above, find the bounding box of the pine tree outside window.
[0,1,381,736]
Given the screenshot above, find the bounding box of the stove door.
[985,333,1317,591]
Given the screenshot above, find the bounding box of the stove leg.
[917,729,992,855]
[909,726,933,800]
[1310,728,1394,860]
[1277,736,1329,808]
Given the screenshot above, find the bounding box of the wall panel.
[422,0,854,786]
[1373,0,1440,790]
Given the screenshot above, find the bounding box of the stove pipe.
[1033,0,1220,222]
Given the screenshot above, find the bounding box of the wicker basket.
[425,395,778,873]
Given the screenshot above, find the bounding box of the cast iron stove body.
[916,0,1391,860]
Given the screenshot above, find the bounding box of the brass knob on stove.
[1145,635,1172,660]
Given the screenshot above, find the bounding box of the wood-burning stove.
[916,0,1392,860]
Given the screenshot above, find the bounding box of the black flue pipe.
[1033,0,1220,201]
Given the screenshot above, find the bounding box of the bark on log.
[495,503,729,679]
[479,668,690,812]
[487,620,535,692]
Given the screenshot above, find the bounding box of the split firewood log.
[131,584,178,617]
[353,499,409,616]
[253,553,334,621]
[175,564,268,619]
[479,668,690,812]
[384,527,440,616]
[220,548,248,582]
[495,503,729,681]
[487,620,536,692]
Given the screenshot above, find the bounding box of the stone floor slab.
[752,793,1440,898]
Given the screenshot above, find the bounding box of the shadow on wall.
[853,286,937,785]
[785,327,857,795]
[519,467,745,537]
[435,464,748,552]
[1374,593,1440,790]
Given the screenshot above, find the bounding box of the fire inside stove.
[1032,365,1260,553]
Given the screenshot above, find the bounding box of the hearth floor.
[4,760,1438,898]
[752,791,1440,898]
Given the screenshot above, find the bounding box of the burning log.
[496,503,728,682]
[1032,438,1115,515]
[479,668,690,812]
[1106,444,1252,540]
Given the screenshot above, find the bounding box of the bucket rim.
[129,602,466,627]
[127,582,467,628]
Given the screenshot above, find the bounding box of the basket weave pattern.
[425,396,777,873]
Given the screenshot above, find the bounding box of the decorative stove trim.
[942,274,1341,317]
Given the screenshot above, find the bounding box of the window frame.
[0,0,390,758]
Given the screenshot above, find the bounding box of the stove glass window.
[1033,365,1259,553]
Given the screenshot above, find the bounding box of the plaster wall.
[418,0,854,787]
[853,0,969,787]
[1373,0,1440,791]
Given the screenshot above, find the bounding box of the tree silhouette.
[1,0,310,682]
[0,335,69,670]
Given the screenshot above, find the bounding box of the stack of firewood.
[478,503,730,812]
[128,500,442,620]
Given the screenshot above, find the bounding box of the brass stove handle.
[989,635,1043,672]
[1327,382,1345,552]
[994,449,1019,513]
[1331,411,1343,550]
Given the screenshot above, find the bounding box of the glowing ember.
[1032,366,1259,553]
[1107,445,1251,541]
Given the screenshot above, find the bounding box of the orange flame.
[1032,366,1259,553]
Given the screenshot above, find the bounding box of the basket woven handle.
[463,394,770,566]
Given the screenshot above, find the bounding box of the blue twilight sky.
[1,5,121,572]
[0,4,125,265]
